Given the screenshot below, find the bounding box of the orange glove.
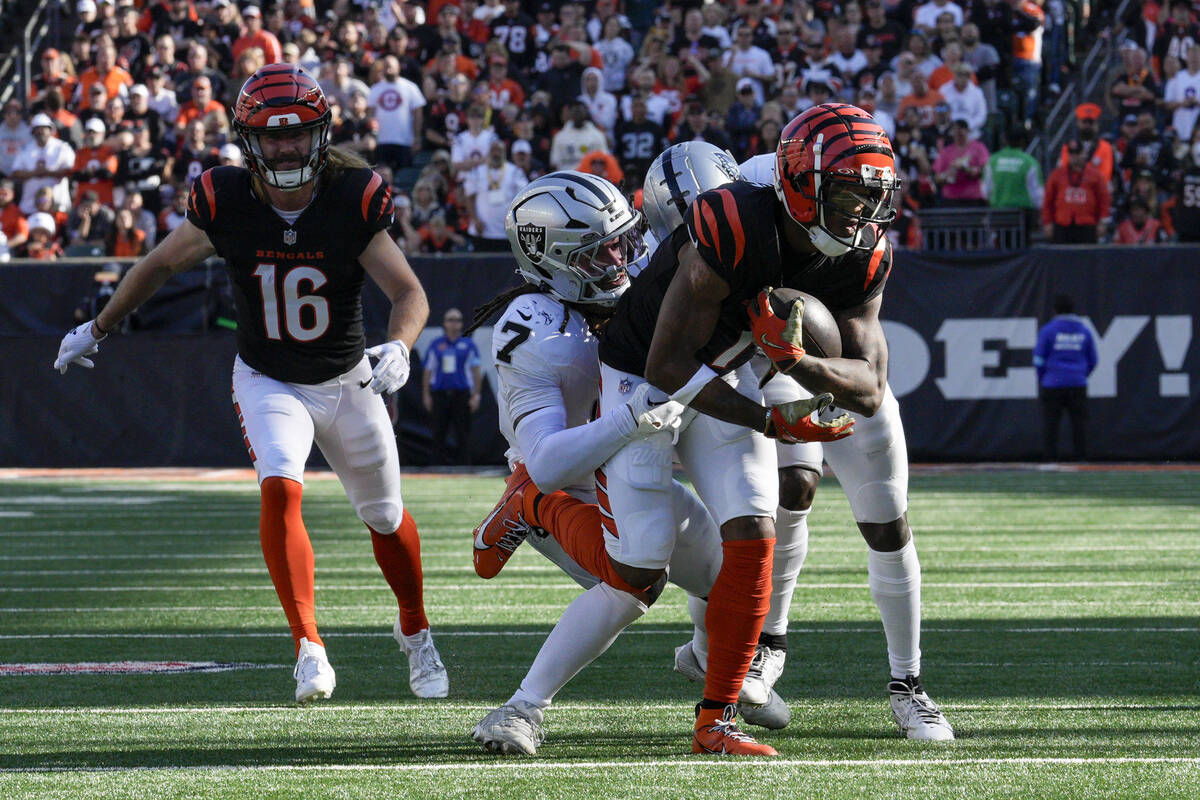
[764,392,855,444]
[747,287,805,375]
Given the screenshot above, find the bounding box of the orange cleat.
[692,704,779,756]
[472,463,543,579]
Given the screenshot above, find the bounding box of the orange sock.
[701,538,775,707]
[259,477,321,653]
[524,487,645,595]
[370,509,429,636]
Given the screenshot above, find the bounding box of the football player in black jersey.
[598,103,927,754]
[54,65,448,705]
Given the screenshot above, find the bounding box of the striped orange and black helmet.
[232,64,331,190]
[775,103,899,256]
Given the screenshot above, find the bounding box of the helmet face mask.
[233,65,331,191]
[776,103,900,256]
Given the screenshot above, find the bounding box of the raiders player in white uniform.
[723,151,948,739]
[466,171,784,756]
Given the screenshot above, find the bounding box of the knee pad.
[358,500,403,534]
[851,480,907,525]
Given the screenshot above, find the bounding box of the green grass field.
[1,467,1197,799]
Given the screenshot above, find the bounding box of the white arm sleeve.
[515,402,637,493]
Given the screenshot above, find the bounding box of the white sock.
[510,582,646,708]
[867,538,922,679]
[687,594,708,671]
[763,506,810,637]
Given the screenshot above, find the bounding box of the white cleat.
[471,701,545,755]
[395,618,449,698]
[740,644,786,706]
[673,641,707,683]
[293,637,336,704]
[740,688,792,730]
[889,675,955,741]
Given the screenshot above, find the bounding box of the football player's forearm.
[690,376,771,432]
[517,404,639,493]
[93,257,177,334]
[386,282,429,347]
[787,356,884,416]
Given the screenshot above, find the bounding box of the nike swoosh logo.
[516,309,532,320]
[757,333,793,352]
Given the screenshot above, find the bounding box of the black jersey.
[599,181,892,377]
[187,165,394,384]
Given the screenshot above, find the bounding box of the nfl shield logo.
[517,223,545,263]
[618,378,632,394]
[283,229,297,245]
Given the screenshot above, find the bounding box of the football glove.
[364,339,411,394]
[53,320,106,374]
[747,287,806,375]
[764,392,855,444]
[625,382,694,437]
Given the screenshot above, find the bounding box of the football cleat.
[293,637,336,704]
[739,689,792,730]
[471,700,546,755]
[673,640,707,683]
[888,675,955,741]
[394,619,449,698]
[740,644,787,706]
[692,704,778,756]
[473,463,543,579]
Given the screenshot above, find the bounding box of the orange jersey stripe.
[716,188,744,269]
[690,198,713,249]
[699,199,721,261]
[200,170,216,221]
[864,237,888,290]
[361,172,383,223]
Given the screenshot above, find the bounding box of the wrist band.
[93,319,111,337]
[669,364,718,406]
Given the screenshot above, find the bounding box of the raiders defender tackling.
[54,65,447,704]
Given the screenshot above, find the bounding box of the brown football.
[767,287,842,359]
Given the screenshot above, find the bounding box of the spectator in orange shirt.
[107,206,148,257]
[1042,139,1111,243]
[21,212,62,260]
[233,5,282,65]
[75,38,133,111]
[1059,103,1114,184]
[1115,199,1166,244]
[0,179,29,251]
[30,48,78,109]
[485,54,526,111]
[898,71,945,128]
[73,118,119,206]
[173,77,229,142]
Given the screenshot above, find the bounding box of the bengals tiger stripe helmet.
[775,103,899,256]
[232,64,331,190]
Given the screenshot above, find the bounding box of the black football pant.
[1041,385,1088,461]
[430,389,471,465]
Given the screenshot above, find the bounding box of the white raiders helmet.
[505,170,645,308]
[642,142,742,242]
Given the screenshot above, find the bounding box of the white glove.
[54,321,106,374]
[363,339,411,394]
[625,382,692,437]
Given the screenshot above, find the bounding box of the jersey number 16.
[254,263,331,341]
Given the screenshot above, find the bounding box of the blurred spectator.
[12,114,75,214]
[613,95,667,184]
[233,5,282,65]
[30,49,78,110]
[933,118,989,205]
[891,51,918,98]
[929,42,967,91]
[0,100,32,177]
[1115,198,1167,243]
[451,104,500,176]
[860,0,907,62]
[487,54,527,111]
[898,71,945,127]
[853,36,891,94]
[549,100,608,170]
[939,64,988,137]
[76,37,134,110]
[727,79,762,159]
[79,82,112,131]
[217,142,243,168]
[510,138,546,181]
[828,28,869,95]
[672,100,733,152]
[1034,294,1096,462]
[1164,129,1200,241]
[158,186,190,235]
[125,85,163,143]
[422,307,483,466]
[21,212,62,260]
[168,119,219,186]
[1110,42,1159,119]
[1043,139,1110,243]
[619,69,671,126]
[594,24,635,96]
[724,22,774,105]
[122,192,158,248]
[1154,0,1199,72]
[1164,45,1200,144]
[368,55,426,170]
[464,139,528,251]
[1060,103,1114,184]
[177,41,227,105]
[332,90,378,160]
[413,210,466,254]
[409,180,449,230]
[857,87,894,139]
[984,126,1043,225]
[117,123,167,213]
[108,206,148,257]
[1010,0,1045,118]
[490,0,537,73]
[916,0,966,34]
[577,149,624,188]
[151,0,204,42]
[906,31,944,78]
[67,190,116,248]
[73,118,119,205]
[893,121,936,208]
[960,22,1001,112]
[579,67,617,136]
[41,88,83,150]
[144,66,179,123]
[322,58,371,111]
[33,185,69,237]
[0,179,29,252]
[174,76,229,144]
[1119,110,1175,186]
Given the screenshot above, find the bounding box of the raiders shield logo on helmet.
[517,223,545,264]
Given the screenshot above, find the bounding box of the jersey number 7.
[254,263,331,341]
[495,321,532,364]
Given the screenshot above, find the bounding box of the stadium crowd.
[3,0,1194,259]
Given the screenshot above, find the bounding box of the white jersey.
[493,292,601,497]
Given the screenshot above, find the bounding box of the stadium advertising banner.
[3,248,1198,466]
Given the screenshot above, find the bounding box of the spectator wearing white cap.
[510,138,544,181]
[23,211,63,260]
[74,117,119,206]
[0,100,32,177]
[125,84,162,142]
[11,114,75,215]
[218,142,243,167]
[75,0,101,38]
[233,6,282,65]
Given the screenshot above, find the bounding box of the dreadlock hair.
[465,283,545,335]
